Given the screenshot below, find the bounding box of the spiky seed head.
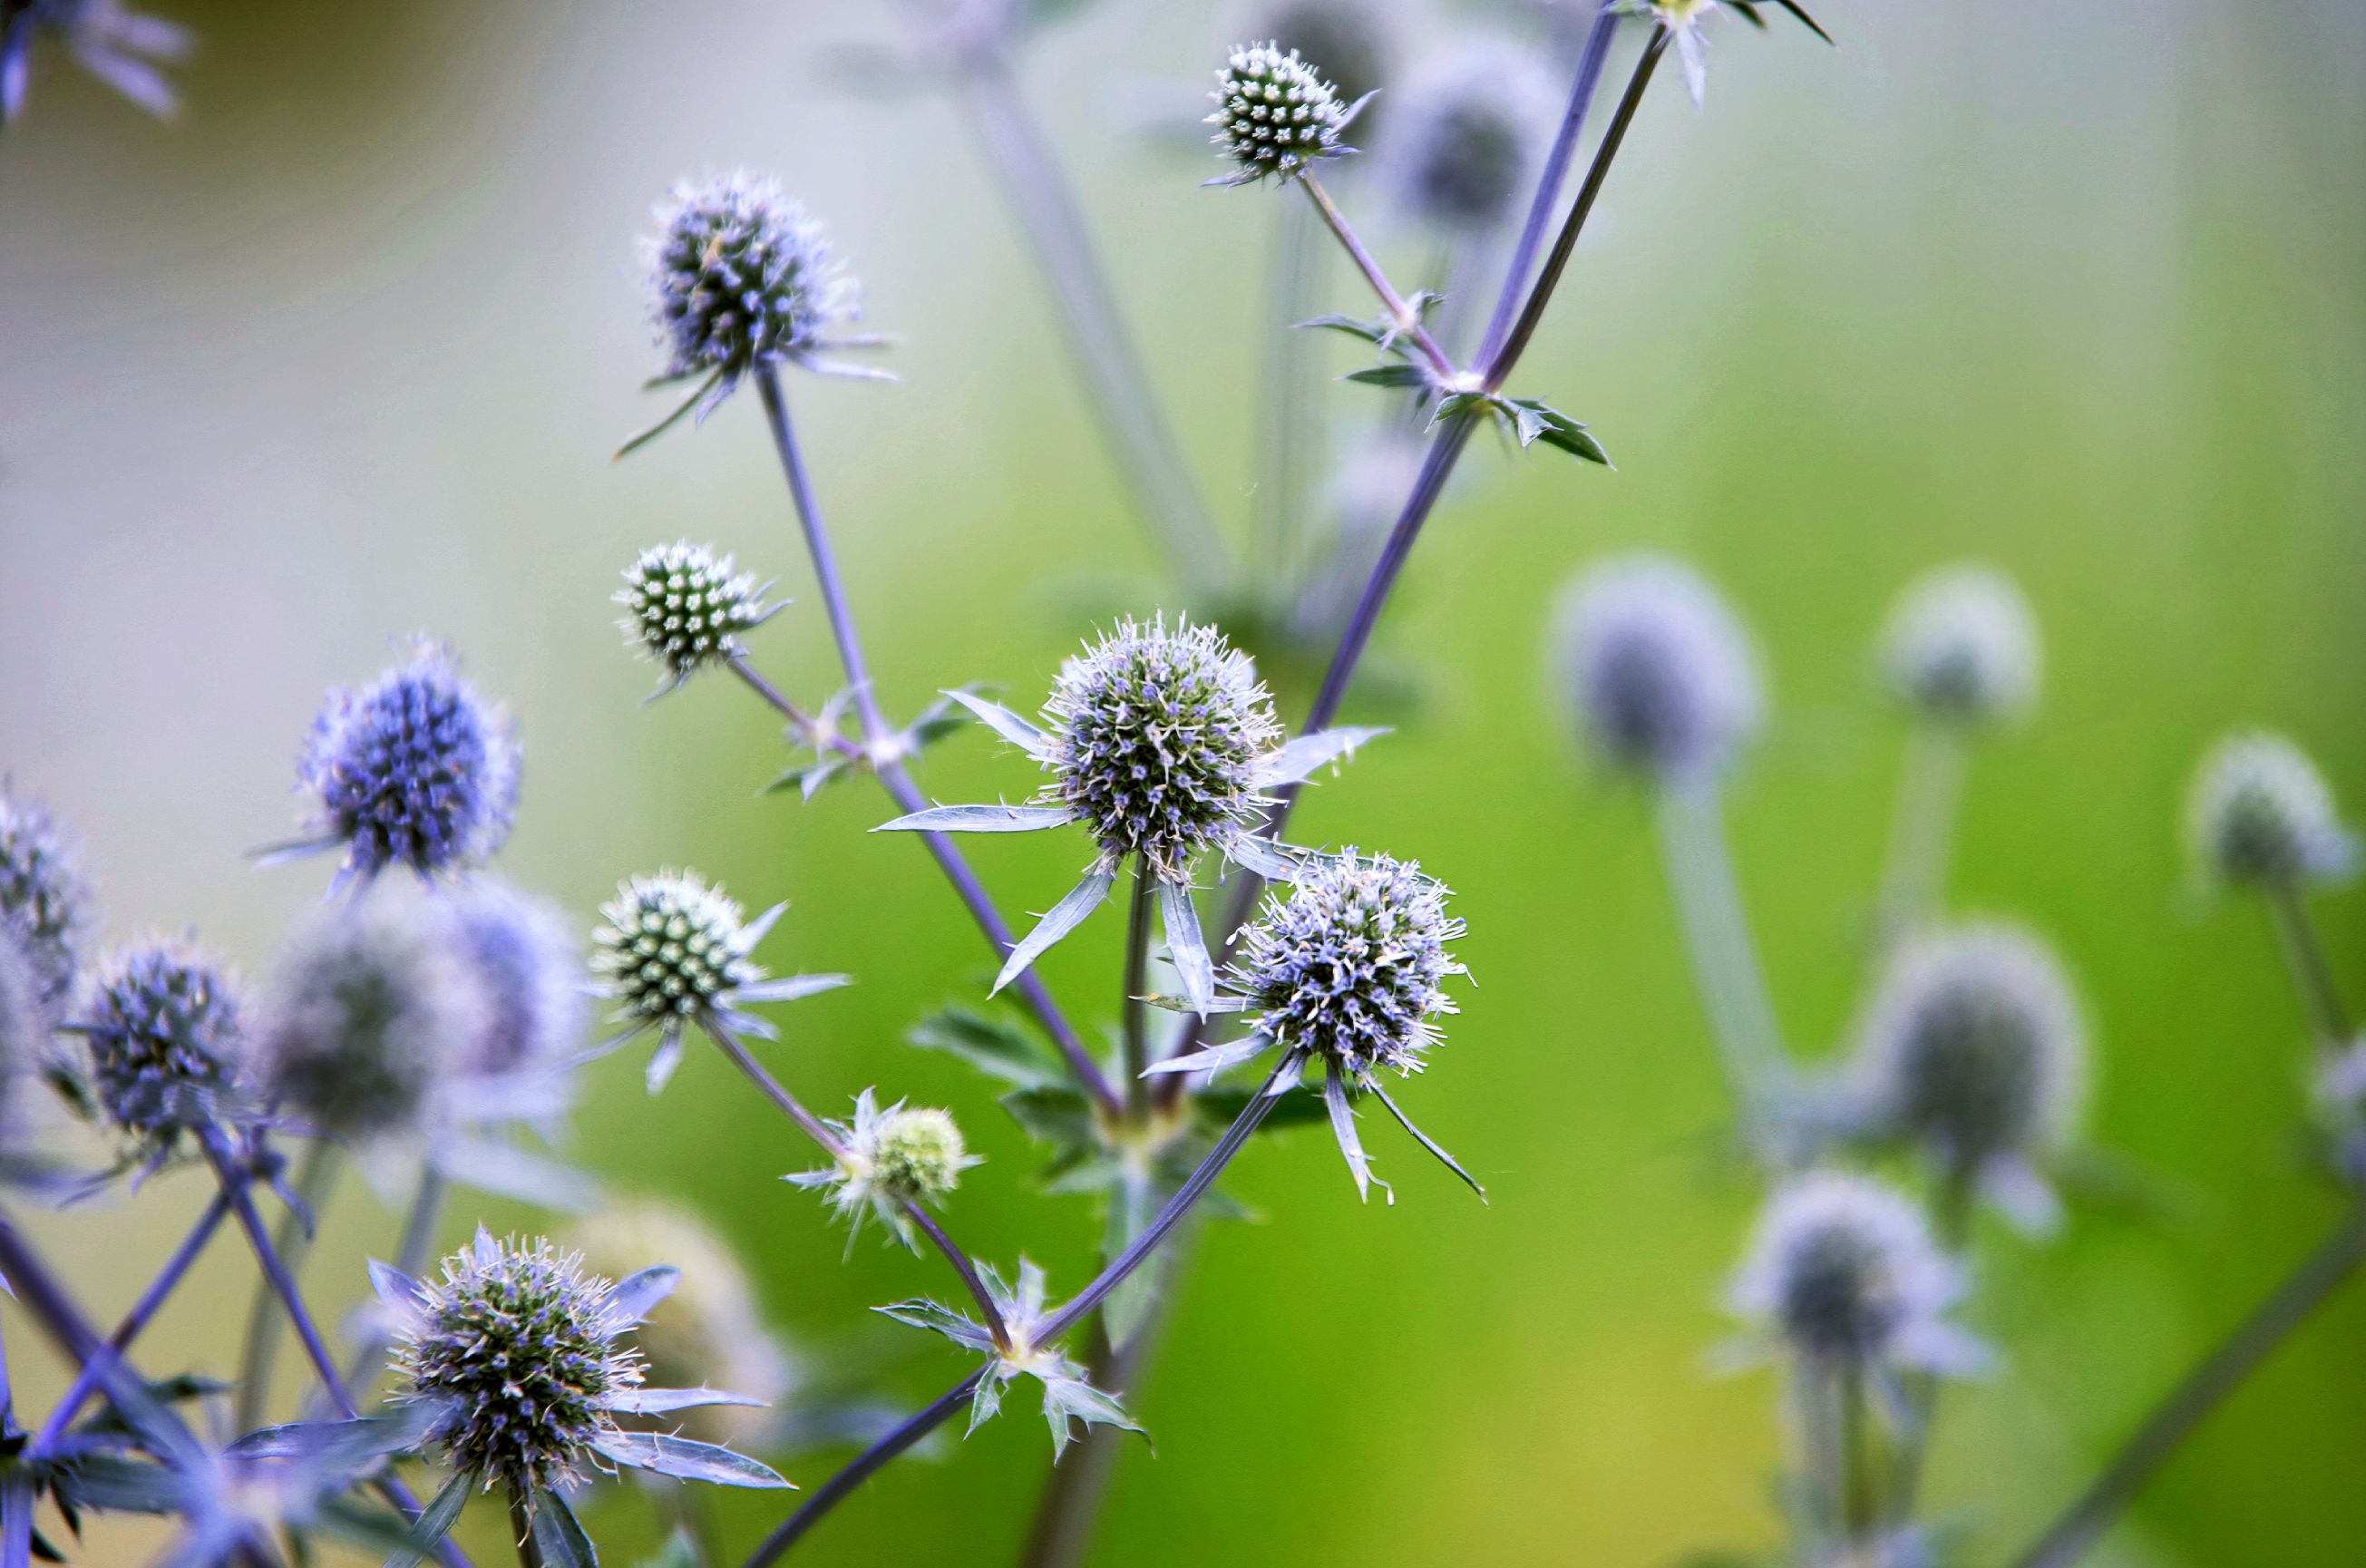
[1729,1171,1970,1373]
[1881,565,2040,726]
[617,541,775,684]
[297,639,518,885]
[868,1106,974,1205]
[0,791,92,1009]
[1208,43,1356,183]
[570,1203,791,1446]
[1856,924,2084,1180]
[448,882,585,1081]
[590,872,756,1029]
[1251,1,1387,107]
[645,172,855,384]
[75,941,248,1151]
[2187,732,2355,891]
[1043,618,1280,879]
[1387,46,1553,232]
[1558,555,1763,784]
[1236,851,1465,1076]
[395,1233,643,1491]
[258,896,484,1144]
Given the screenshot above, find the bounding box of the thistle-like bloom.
[0,0,190,124]
[1613,0,1832,108]
[616,541,782,695]
[273,639,519,890]
[883,1259,1143,1458]
[1153,851,1476,1202]
[1385,45,1553,234]
[589,871,848,1094]
[878,618,1380,1012]
[0,789,92,1009]
[1853,923,2085,1232]
[373,1231,787,1500]
[1205,42,1368,188]
[448,880,585,1084]
[1880,564,2040,727]
[1728,1170,1983,1378]
[1558,555,1763,786]
[65,940,248,1160]
[788,1089,982,1251]
[2186,732,2356,891]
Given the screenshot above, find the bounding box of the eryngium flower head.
[2186,732,2356,891]
[1235,851,1464,1078]
[645,172,857,388]
[0,0,191,123]
[0,790,92,1009]
[1855,924,2084,1230]
[1386,46,1553,233]
[394,1232,645,1491]
[73,940,247,1154]
[1729,1171,1981,1376]
[290,639,519,888]
[1880,564,2040,726]
[617,541,780,692]
[448,881,584,1082]
[1250,1,1387,108]
[258,897,485,1144]
[789,1089,982,1251]
[1047,617,1282,880]
[1558,555,1763,784]
[1207,42,1360,186]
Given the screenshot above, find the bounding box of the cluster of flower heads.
[1559,554,1764,786]
[1205,41,1365,186]
[788,1087,980,1252]
[616,540,780,693]
[0,0,189,124]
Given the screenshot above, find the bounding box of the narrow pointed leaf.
[1251,727,1388,788]
[1367,1081,1486,1201]
[383,1469,471,1568]
[1323,1072,1388,1204]
[1769,0,1835,44]
[1141,1034,1272,1077]
[733,973,852,1005]
[644,1033,687,1096]
[603,1266,680,1325]
[592,1432,791,1489]
[530,1494,599,1568]
[1343,364,1432,389]
[940,690,1054,759]
[1157,880,1215,1015]
[1294,313,1387,344]
[991,870,1115,994]
[605,1387,764,1415]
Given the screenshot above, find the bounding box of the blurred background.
[3,0,2363,1563]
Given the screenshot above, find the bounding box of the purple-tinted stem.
[203,1134,356,1420]
[29,1188,232,1454]
[1476,3,1620,367]
[336,1165,448,1401]
[1299,173,1458,383]
[756,369,887,742]
[743,1368,986,1568]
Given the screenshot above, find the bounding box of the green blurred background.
[3,0,2362,1563]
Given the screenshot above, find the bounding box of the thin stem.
[1298,173,1457,384]
[233,1138,336,1434]
[951,51,1224,589]
[508,1488,545,1568]
[744,1368,986,1568]
[1477,1,1621,367]
[1484,24,1670,393]
[203,1134,355,1419]
[2267,883,2354,1052]
[1121,859,1154,1121]
[1837,1366,1880,1544]
[2011,1203,2366,1568]
[1255,198,1324,583]
[706,1021,1008,1348]
[336,1167,450,1401]
[756,370,887,744]
[1875,724,1966,950]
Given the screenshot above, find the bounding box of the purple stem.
[1298,173,1458,383]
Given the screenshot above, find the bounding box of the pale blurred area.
[4,0,2365,1564]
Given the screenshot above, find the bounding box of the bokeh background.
[4,0,2363,1563]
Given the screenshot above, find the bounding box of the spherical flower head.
[0,790,93,1010]
[645,172,856,385]
[617,541,778,687]
[1251,1,1387,108]
[1235,851,1465,1077]
[1207,42,1358,185]
[1880,564,2040,726]
[258,895,484,1144]
[1042,618,1281,879]
[1856,924,2084,1191]
[1729,1171,1978,1375]
[1558,555,1763,784]
[1387,46,1553,233]
[395,1233,643,1491]
[794,1090,982,1250]
[448,881,585,1082]
[2187,732,2355,891]
[75,940,248,1152]
[295,639,519,886]
[590,872,758,1033]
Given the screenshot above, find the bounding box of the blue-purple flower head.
[0,789,93,1010]
[788,1088,981,1251]
[1881,564,2040,727]
[0,0,190,124]
[1559,555,1763,785]
[447,881,585,1083]
[1385,44,1553,234]
[2186,731,2355,891]
[646,173,858,387]
[69,939,248,1157]
[286,639,518,889]
[1207,42,1365,187]
[1855,923,2085,1233]
[1729,1170,1982,1377]
[616,541,781,693]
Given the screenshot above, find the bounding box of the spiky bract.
[791,1089,981,1251]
